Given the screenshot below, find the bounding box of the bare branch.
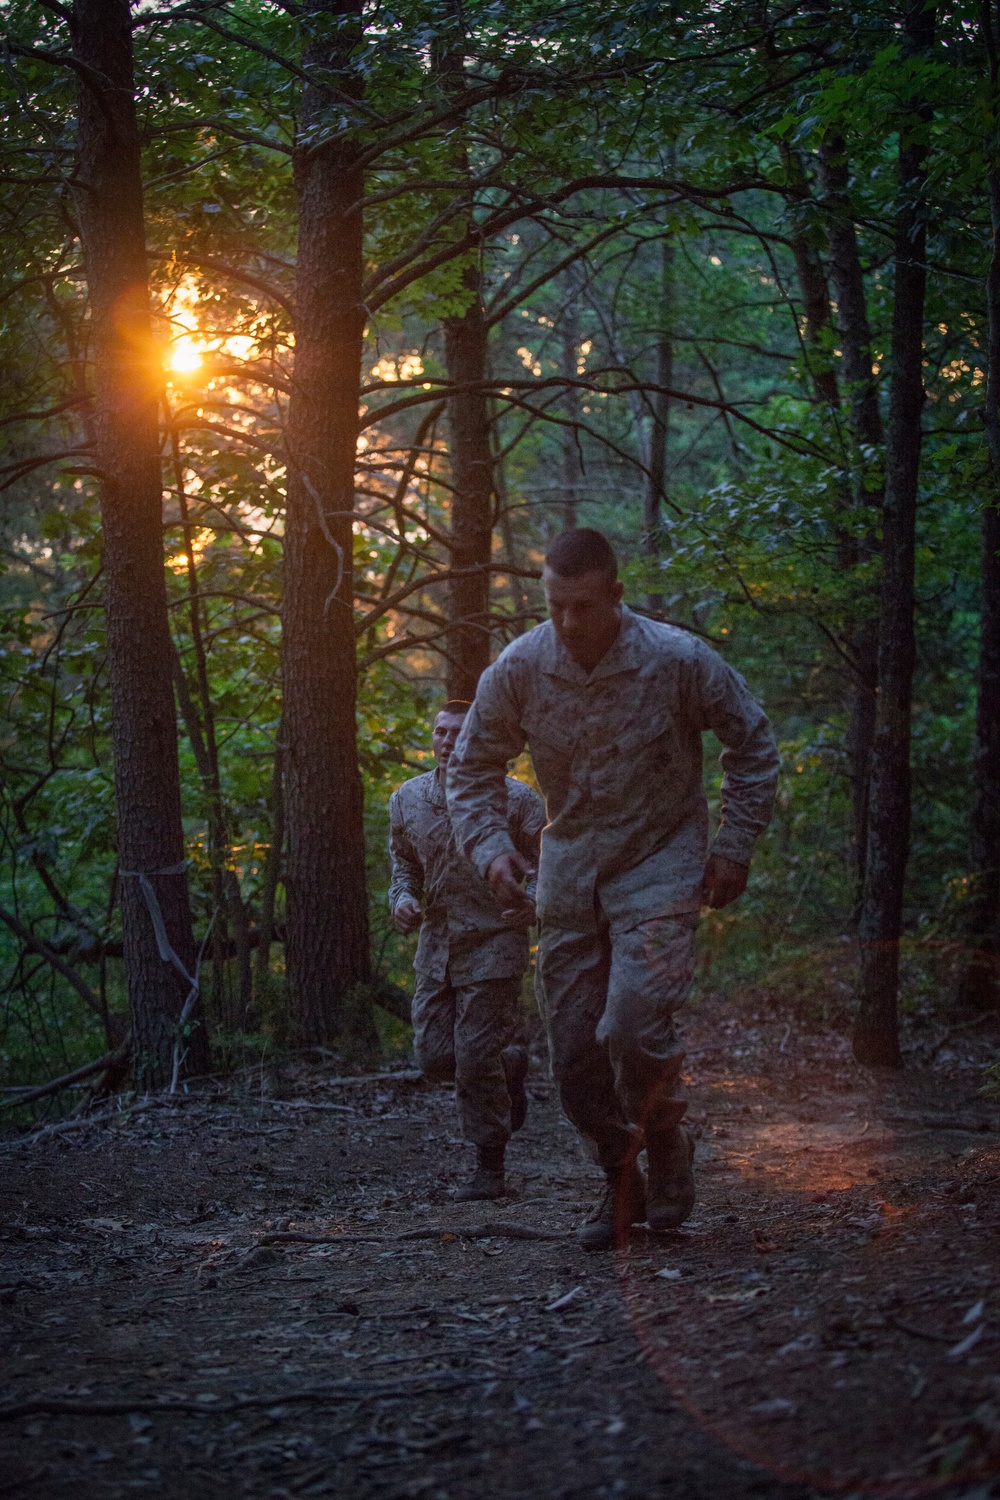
[0,903,107,1023]
[148,252,294,318]
[0,1050,117,1111]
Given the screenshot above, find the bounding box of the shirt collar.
[540,605,642,684]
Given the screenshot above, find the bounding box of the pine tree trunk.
[444,277,494,701]
[560,280,581,531]
[72,0,207,1088]
[167,418,234,1027]
[643,237,674,611]
[854,0,936,1067]
[491,388,530,619]
[253,734,285,1017]
[282,0,373,1049]
[788,148,880,901]
[438,14,493,705]
[959,154,1000,1009]
[819,135,884,902]
[785,160,841,414]
[962,488,1000,1007]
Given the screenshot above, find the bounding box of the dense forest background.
[1,0,998,1105]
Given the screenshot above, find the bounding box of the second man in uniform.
[389,700,546,1201]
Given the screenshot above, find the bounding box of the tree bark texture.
[818,138,884,458]
[444,277,494,701]
[560,276,582,531]
[642,236,674,611]
[491,393,530,619]
[819,135,884,899]
[283,0,373,1048]
[854,0,935,1067]
[168,419,238,1027]
[439,18,494,704]
[785,167,841,412]
[72,0,207,1088]
[253,733,285,1017]
[960,153,1000,1008]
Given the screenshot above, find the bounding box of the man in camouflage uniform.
[447,530,779,1248]
[389,700,546,1200]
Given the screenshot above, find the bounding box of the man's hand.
[392,897,423,935]
[702,854,749,910]
[486,850,536,923]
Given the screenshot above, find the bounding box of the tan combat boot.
[577,1159,647,1252]
[645,1124,695,1231]
[455,1145,506,1201]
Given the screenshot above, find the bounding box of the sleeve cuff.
[709,827,756,867]
[469,829,518,881]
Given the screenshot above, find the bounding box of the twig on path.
[258,1222,570,1245]
[888,1317,954,1344]
[268,1100,356,1114]
[312,1070,423,1088]
[882,1113,995,1134]
[0,1372,492,1424]
[0,1099,157,1151]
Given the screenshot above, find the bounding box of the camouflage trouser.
[536,909,698,1169]
[412,972,524,1150]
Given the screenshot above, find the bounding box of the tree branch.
[0,903,111,1027]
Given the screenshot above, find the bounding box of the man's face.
[543,567,624,664]
[432,712,466,770]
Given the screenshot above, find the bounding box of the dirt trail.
[2,999,999,1500]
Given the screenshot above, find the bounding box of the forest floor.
[2,995,1000,1500]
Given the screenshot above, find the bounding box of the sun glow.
[370,352,424,383]
[166,526,214,573]
[170,337,204,374]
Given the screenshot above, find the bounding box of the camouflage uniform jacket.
[388,770,545,983]
[446,606,780,933]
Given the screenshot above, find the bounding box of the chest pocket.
[612,702,678,763]
[589,699,685,814]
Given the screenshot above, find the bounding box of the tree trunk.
[560,280,581,531]
[854,0,936,1067]
[438,17,494,704]
[959,117,1000,1007]
[963,476,1000,1008]
[490,376,530,620]
[282,0,374,1050]
[787,217,841,412]
[818,139,884,456]
[819,134,884,902]
[72,0,207,1088]
[167,418,232,1026]
[444,276,494,701]
[643,236,674,611]
[253,733,285,1019]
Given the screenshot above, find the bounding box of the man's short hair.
[437,699,471,718]
[544,528,618,581]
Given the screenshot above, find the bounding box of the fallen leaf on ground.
[947,1324,985,1359]
[706,1286,771,1303]
[747,1398,796,1418]
[545,1286,584,1312]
